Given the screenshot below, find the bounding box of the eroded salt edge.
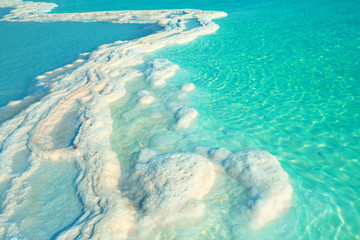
[125,148,293,236]
[0,0,293,238]
[0,1,227,239]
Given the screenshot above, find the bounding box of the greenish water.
[0,20,159,107]
[111,0,360,238]
[5,0,360,238]
[0,7,11,18]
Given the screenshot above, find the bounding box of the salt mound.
[145,59,179,86]
[179,83,195,92]
[136,90,155,104]
[175,106,199,129]
[222,149,293,228]
[124,152,216,237]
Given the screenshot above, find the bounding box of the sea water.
[0,20,160,108]
[0,0,359,239]
[149,0,360,238]
[113,0,360,238]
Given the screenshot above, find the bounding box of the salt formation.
[145,59,180,86]
[136,90,155,104]
[179,83,195,92]
[134,148,157,163]
[196,147,231,162]
[222,149,293,228]
[124,152,216,238]
[195,147,293,228]
[0,0,293,238]
[174,106,199,129]
[0,0,227,238]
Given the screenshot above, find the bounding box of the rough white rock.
[136,90,155,104]
[179,83,195,92]
[124,152,216,237]
[222,149,293,228]
[145,59,179,86]
[135,148,157,162]
[175,106,199,129]
[208,147,231,162]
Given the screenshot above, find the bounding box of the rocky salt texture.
[175,106,199,129]
[179,83,195,92]
[221,149,293,228]
[124,152,216,238]
[124,147,293,237]
[0,1,227,238]
[136,90,155,104]
[0,0,293,239]
[145,59,180,87]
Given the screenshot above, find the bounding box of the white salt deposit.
[74,59,85,63]
[208,147,232,162]
[135,148,157,163]
[0,0,293,238]
[145,59,180,86]
[175,106,199,129]
[136,90,155,104]
[36,75,46,80]
[221,149,293,228]
[0,1,227,238]
[179,82,195,92]
[124,152,216,238]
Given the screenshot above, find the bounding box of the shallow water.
[1,0,359,239]
[0,19,160,107]
[112,0,360,238]
[0,7,11,18]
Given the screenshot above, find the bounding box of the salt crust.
[215,148,293,228]
[194,147,293,228]
[0,1,293,237]
[0,2,292,237]
[145,59,179,86]
[0,0,227,238]
[175,106,199,129]
[179,82,195,92]
[136,90,155,104]
[124,152,216,238]
[122,147,293,237]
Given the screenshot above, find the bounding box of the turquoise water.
[0,8,11,18]
[153,2,360,238]
[0,19,160,107]
[111,0,360,238]
[2,0,360,239]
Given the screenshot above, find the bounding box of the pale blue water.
[151,1,360,238]
[112,0,360,238]
[2,0,360,239]
[0,18,160,107]
[0,8,11,18]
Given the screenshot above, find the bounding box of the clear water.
[111,0,360,238]
[0,7,11,18]
[0,19,160,107]
[150,1,360,238]
[2,0,360,239]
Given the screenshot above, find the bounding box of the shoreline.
[0,1,293,239]
[0,1,231,238]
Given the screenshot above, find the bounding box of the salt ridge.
[0,1,226,238]
[0,0,293,239]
